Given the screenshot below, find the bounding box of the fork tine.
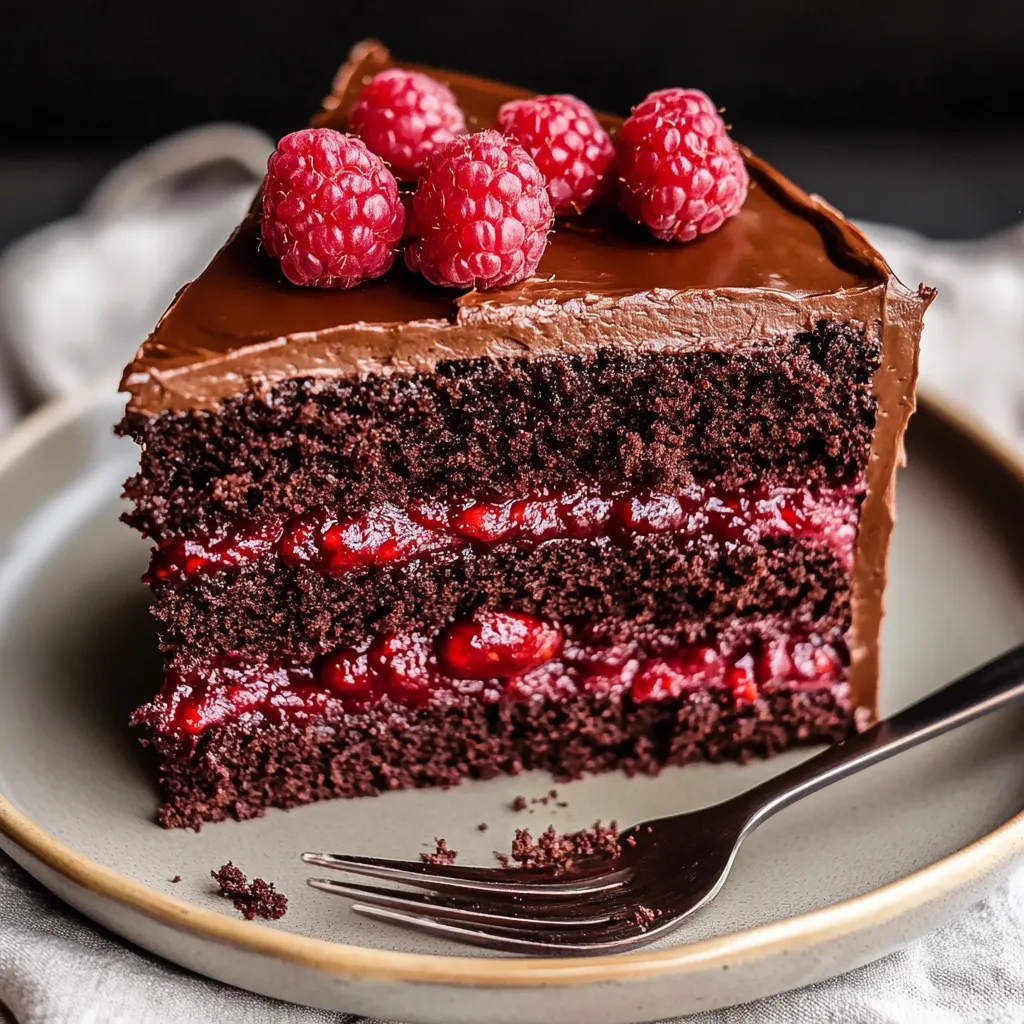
[350,903,662,955]
[306,877,614,928]
[300,852,624,898]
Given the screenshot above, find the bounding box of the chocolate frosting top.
[121,40,903,418]
[120,39,935,715]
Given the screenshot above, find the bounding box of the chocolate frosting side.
[119,39,935,713]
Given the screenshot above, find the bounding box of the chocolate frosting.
[120,39,934,714]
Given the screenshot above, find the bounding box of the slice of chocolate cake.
[118,40,933,829]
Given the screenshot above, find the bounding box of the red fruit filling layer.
[134,611,847,739]
[146,477,863,586]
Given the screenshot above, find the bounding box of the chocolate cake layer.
[136,688,854,830]
[151,535,852,668]
[121,323,878,542]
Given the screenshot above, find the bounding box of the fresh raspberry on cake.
[496,94,615,215]
[260,128,405,289]
[404,130,554,290]
[348,68,466,180]
[616,88,749,243]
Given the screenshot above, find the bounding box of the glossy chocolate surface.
[122,40,903,419]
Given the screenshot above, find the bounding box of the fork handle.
[737,642,1024,832]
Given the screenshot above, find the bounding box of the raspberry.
[404,130,554,290]
[631,646,720,703]
[612,494,685,534]
[616,88,749,243]
[452,501,523,543]
[348,68,466,181]
[727,657,758,704]
[630,659,690,703]
[321,506,433,571]
[439,612,563,679]
[753,637,793,685]
[260,128,405,289]
[788,637,843,682]
[367,632,434,704]
[496,94,614,215]
[319,649,377,702]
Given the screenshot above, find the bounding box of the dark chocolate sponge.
[119,323,879,542]
[151,535,852,669]
[136,688,854,830]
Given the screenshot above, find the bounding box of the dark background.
[1,0,1022,248]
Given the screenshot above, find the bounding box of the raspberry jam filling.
[136,611,847,739]
[146,477,863,585]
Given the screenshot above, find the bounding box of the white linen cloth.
[1,127,1023,1024]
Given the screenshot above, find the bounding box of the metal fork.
[303,643,1024,955]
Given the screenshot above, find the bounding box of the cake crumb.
[211,862,288,921]
[477,822,489,832]
[420,838,459,865]
[511,789,566,811]
[627,905,658,929]
[169,875,182,884]
[495,821,620,873]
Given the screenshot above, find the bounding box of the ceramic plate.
[1,384,1024,1024]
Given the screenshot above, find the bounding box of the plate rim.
[1,381,1023,989]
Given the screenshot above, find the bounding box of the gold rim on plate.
[1,382,1023,987]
